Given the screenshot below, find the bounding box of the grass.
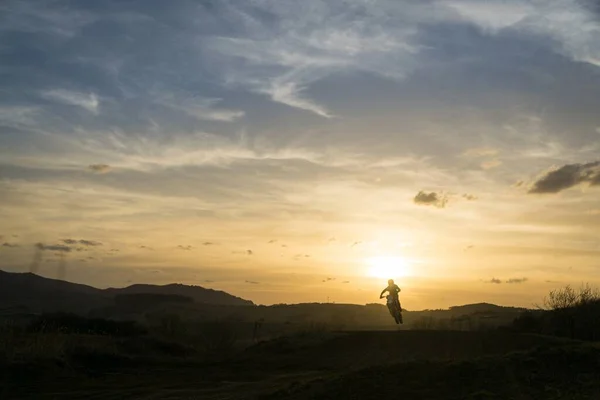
[1,324,599,399]
[269,343,600,400]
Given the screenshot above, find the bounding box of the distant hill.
[448,302,527,314]
[0,270,109,314]
[0,270,253,315]
[106,283,254,306]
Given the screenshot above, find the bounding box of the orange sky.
[1,0,600,309]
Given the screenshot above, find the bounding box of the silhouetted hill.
[0,271,253,315]
[1,271,522,324]
[0,270,109,314]
[448,302,526,314]
[106,283,254,306]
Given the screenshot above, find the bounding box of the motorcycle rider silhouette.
[380,279,403,324]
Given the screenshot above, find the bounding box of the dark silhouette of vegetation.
[3,283,600,399]
[28,313,146,337]
[115,293,193,309]
[512,284,600,341]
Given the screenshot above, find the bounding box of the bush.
[28,313,146,337]
[512,311,543,333]
[512,284,600,341]
[198,321,238,356]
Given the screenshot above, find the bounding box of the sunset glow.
[1,0,600,309]
[366,256,413,279]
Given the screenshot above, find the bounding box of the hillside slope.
[106,283,253,306]
[0,271,253,314]
[0,270,109,314]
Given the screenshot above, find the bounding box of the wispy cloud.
[153,93,244,122]
[506,277,528,284]
[41,89,100,114]
[206,1,419,116]
[481,159,502,170]
[444,0,600,66]
[88,164,111,174]
[62,239,103,246]
[485,278,502,284]
[462,147,500,158]
[38,243,72,252]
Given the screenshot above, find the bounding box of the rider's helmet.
[388,279,394,285]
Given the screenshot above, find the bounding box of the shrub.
[198,321,238,356]
[513,284,600,341]
[28,313,146,337]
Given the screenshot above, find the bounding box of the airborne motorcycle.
[383,294,403,324]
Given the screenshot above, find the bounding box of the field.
[2,328,599,400]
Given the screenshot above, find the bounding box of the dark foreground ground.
[2,330,599,399]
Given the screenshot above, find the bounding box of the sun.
[366,256,412,279]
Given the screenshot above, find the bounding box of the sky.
[1,0,599,309]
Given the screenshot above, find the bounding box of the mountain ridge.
[0,270,528,314]
[0,270,254,314]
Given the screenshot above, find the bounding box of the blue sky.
[1,0,599,307]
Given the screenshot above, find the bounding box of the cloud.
[177,245,193,251]
[2,242,19,248]
[245,280,260,284]
[485,278,502,284]
[506,277,528,284]
[206,1,420,117]
[528,161,600,194]
[462,194,477,201]
[481,159,502,170]
[293,254,311,260]
[38,243,72,252]
[462,147,499,157]
[80,240,102,246]
[202,242,216,246]
[153,94,245,122]
[88,164,111,174]
[445,0,600,67]
[41,89,99,114]
[231,249,254,255]
[265,79,332,118]
[413,191,448,208]
[62,239,102,246]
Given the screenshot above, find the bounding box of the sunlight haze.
[1,0,599,309]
